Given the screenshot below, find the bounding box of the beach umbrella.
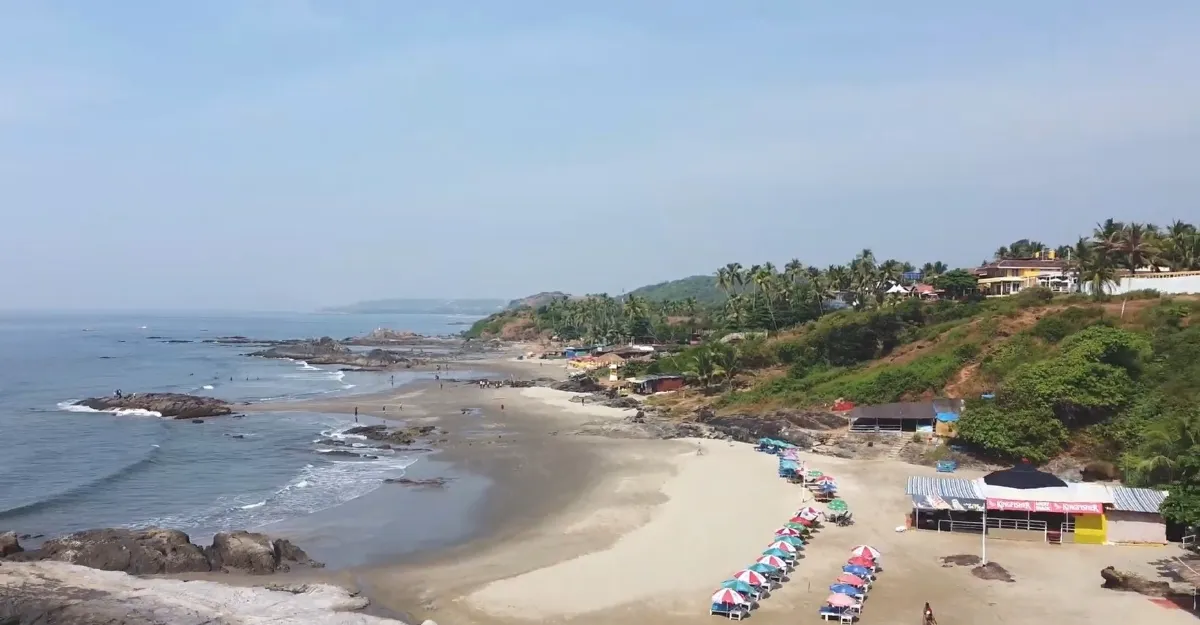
[824,594,857,608]
[734,569,768,586]
[814,475,836,483]
[784,522,809,531]
[842,564,871,577]
[768,540,798,553]
[796,506,821,518]
[847,556,874,568]
[762,548,791,559]
[711,588,746,605]
[982,460,1066,489]
[820,483,838,492]
[827,498,849,512]
[836,573,865,587]
[789,516,814,526]
[757,555,788,569]
[829,583,861,597]
[721,579,755,595]
[748,562,779,574]
[776,535,805,547]
[774,527,801,537]
[850,545,881,560]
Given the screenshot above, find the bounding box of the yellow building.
[973,255,1075,297]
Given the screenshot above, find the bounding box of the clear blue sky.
[3,1,1198,311]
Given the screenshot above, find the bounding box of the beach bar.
[906,475,1169,546]
[849,399,963,434]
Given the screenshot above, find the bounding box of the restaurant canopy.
[982,462,1067,489]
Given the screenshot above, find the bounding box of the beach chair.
[936,460,957,473]
[819,607,843,621]
[710,603,747,620]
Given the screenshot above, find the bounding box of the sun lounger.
[710,603,748,620]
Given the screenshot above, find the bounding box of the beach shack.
[628,374,685,394]
[850,398,963,434]
[905,474,1170,546]
[564,346,598,359]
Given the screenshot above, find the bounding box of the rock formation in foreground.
[0,561,406,625]
[73,393,233,419]
[249,337,413,369]
[342,424,439,446]
[2,528,322,575]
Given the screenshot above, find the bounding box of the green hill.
[628,275,722,304]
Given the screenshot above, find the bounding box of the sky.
[2,1,1199,311]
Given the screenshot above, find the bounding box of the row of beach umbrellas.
[711,504,826,611]
[821,546,883,615]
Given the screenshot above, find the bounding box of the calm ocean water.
[0,311,481,545]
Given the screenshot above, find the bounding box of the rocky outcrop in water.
[344,328,427,345]
[343,424,439,446]
[383,477,451,488]
[73,393,233,419]
[3,528,322,575]
[1,530,23,556]
[0,562,403,624]
[248,337,412,369]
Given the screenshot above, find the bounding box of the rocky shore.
[0,562,407,624]
[0,528,322,575]
[248,337,418,369]
[74,393,233,419]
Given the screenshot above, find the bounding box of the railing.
[1060,521,1076,534]
[1184,534,1197,552]
[849,423,902,433]
[937,517,1049,539]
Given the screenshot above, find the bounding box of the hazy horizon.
[3,2,1199,311]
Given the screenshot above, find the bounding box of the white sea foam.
[297,361,320,371]
[240,501,266,510]
[201,384,214,390]
[56,401,163,418]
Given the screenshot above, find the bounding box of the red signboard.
[985,498,1103,515]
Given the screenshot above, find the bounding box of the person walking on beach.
[390,375,394,387]
[923,602,937,625]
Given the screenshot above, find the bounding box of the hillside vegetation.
[627,275,724,305]
[468,219,1200,525]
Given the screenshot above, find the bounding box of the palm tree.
[1163,220,1199,271]
[752,265,780,332]
[1128,412,1200,485]
[1117,223,1160,273]
[688,345,719,390]
[712,344,741,389]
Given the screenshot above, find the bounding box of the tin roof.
[906,475,983,500]
[1108,486,1168,514]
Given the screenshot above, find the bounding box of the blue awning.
[935,412,960,423]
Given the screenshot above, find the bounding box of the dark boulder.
[5,528,211,574]
[206,531,322,574]
[343,424,438,446]
[248,337,411,368]
[73,393,233,419]
[0,531,22,557]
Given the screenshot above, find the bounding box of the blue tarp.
[935,412,960,423]
[779,460,799,470]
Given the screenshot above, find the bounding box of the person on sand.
[923,602,937,625]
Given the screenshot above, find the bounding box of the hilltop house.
[973,253,1075,297]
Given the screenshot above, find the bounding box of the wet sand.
[248,354,1195,625]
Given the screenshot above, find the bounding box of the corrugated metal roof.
[1108,486,1168,514]
[906,476,983,500]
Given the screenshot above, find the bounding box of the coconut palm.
[1117,223,1160,273]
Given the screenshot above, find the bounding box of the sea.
[0,311,489,566]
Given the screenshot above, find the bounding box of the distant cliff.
[322,298,505,315]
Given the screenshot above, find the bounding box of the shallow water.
[0,311,483,551]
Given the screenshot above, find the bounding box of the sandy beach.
[246,354,1196,625]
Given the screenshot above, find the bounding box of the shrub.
[956,401,1068,463]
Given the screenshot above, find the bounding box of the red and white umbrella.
[712,588,747,604]
[796,506,821,519]
[847,556,875,568]
[768,540,798,553]
[836,573,866,587]
[850,545,881,560]
[734,569,768,586]
[813,475,837,484]
[788,516,814,526]
[756,555,788,569]
[775,527,801,537]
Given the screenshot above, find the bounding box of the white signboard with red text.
[985,498,1104,515]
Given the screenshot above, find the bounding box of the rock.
[0,531,23,557]
[383,477,451,488]
[3,528,323,575]
[344,424,438,446]
[5,528,211,574]
[0,561,397,624]
[73,393,233,419]
[345,328,426,345]
[206,530,321,574]
[1100,566,1172,596]
[249,337,412,368]
[320,450,379,459]
[697,409,843,447]
[553,376,602,393]
[971,562,1015,582]
[1082,461,1121,481]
